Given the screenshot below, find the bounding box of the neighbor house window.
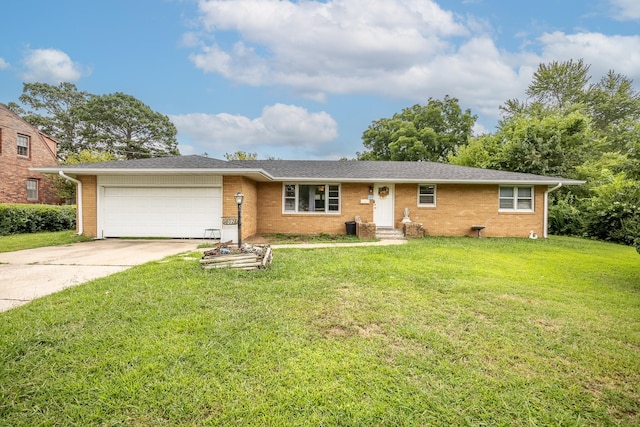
[418,184,436,206]
[17,134,30,157]
[499,186,533,211]
[26,179,38,201]
[283,184,340,213]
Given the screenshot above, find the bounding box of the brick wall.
[395,183,546,238]
[403,222,425,238]
[223,176,258,239]
[356,221,376,239]
[0,105,60,204]
[255,182,375,235]
[252,181,545,238]
[77,175,97,238]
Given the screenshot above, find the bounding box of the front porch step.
[375,227,406,240]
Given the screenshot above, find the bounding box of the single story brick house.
[33,155,583,240]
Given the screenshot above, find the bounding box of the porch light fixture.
[235,191,244,247]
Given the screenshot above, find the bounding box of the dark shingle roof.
[57,155,234,170]
[35,155,583,185]
[238,160,579,183]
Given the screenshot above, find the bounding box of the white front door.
[373,183,394,227]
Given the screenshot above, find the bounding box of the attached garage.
[98,175,223,238]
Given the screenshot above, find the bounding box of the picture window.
[283,183,340,213]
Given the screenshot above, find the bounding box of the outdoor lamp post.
[234,191,244,248]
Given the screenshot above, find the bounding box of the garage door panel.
[103,187,221,238]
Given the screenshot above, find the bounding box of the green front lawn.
[0,230,89,253]
[1,237,639,425]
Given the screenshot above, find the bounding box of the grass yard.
[0,230,89,253]
[1,236,639,426]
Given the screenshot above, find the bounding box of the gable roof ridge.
[0,103,59,160]
[0,103,53,139]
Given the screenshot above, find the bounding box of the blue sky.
[2,0,639,160]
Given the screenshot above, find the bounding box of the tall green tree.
[587,70,640,131]
[586,71,640,162]
[526,59,591,109]
[358,96,476,162]
[12,83,179,160]
[11,82,91,157]
[452,110,594,177]
[78,93,179,159]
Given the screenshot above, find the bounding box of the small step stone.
[375,228,406,240]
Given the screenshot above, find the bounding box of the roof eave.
[30,167,585,186]
[271,177,585,185]
[30,167,275,181]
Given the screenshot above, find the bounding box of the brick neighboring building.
[0,104,60,204]
[34,155,584,240]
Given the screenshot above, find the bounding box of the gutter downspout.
[58,171,83,236]
[543,183,563,239]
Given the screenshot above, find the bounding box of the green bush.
[0,204,76,236]
[548,194,585,236]
[583,173,640,246]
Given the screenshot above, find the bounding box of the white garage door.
[102,187,222,238]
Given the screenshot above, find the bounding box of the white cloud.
[186,0,640,131]
[170,103,338,155]
[609,0,640,20]
[0,58,9,70]
[537,32,640,82]
[180,31,202,48]
[21,48,88,83]
[190,0,467,90]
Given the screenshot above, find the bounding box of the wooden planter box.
[200,244,272,270]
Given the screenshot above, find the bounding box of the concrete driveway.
[0,239,200,312]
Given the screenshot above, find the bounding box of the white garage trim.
[99,175,222,187]
[97,175,222,238]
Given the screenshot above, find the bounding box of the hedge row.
[0,204,76,236]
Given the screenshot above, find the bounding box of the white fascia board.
[387,179,586,185]
[275,177,585,185]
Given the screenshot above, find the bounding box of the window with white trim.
[17,134,30,157]
[499,186,533,211]
[283,184,340,213]
[26,179,38,200]
[418,184,436,206]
